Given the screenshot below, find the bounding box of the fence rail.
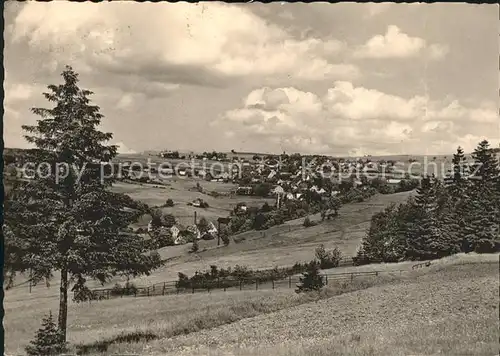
[77,266,409,302]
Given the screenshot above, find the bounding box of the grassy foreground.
[106,255,499,356]
[5,253,498,355]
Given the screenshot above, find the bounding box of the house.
[236,186,253,195]
[192,198,204,207]
[186,225,201,240]
[202,221,218,240]
[271,185,285,196]
[387,179,402,185]
[177,169,187,177]
[234,202,248,215]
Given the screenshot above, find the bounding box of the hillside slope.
[131,260,498,356]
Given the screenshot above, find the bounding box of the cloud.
[10,2,359,89]
[115,142,136,154]
[214,83,498,155]
[5,83,33,102]
[353,25,448,60]
[365,3,392,17]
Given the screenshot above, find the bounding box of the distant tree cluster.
[355,141,500,264]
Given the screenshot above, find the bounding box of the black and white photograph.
[3,2,500,356]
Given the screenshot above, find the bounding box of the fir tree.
[464,140,500,252]
[5,66,163,343]
[25,311,66,356]
[295,261,324,293]
[406,176,453,260]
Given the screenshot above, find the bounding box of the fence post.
[325,275,328,285]
[288,276,291,288]
[162,282,166,296]
[107,290,110,299]
[272,279,275,289]
[147,287,150,297]
[153,285,155,293]
[375,271,378,276]
[239,280,242,291]
[255,279,258,290]
[217,277,220,289]
[351,273,354,281]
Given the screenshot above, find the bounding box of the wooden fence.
[77,267,407,302]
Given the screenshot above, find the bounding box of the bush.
[295,261,324,293]
[200,201,210,208]
[25,311,66,356]
[303,216,315,227]
[110,281,138,296]
[220,227,230,246]
[165,198,174,207]
[260,202,272,213]
[315,244,342,269]
[253,183,273,197]
[190,239,199,253]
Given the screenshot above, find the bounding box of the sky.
[4,2,499,156]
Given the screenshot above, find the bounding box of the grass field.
[104,255,499,356]
[110,180,274,227]
[6,254,497,355]
[4,190,414,298]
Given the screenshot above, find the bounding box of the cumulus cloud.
[353,25,448,60]
[10,1,359,90]
[115,142,136,154]
[214,83,498,155]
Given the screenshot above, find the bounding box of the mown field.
[4,253,498,355]
[110,180,275,227]
[107,254,500,356]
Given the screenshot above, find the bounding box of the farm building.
[236,186,253,195]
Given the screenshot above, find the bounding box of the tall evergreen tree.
[464,140,500,252]
[4,66,162,343]
[406,176,458,259]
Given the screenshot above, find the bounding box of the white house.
[272,185,285,196]
[387,179,402,185]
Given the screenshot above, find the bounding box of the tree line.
[355,142,500,264]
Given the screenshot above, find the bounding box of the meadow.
[5,253,497,355]
[5,151,498,356]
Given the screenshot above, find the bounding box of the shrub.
[165,198,174,207]
[253,183,273,197]
[303,216,315,227]
[157,231,175,247]
[295,261,324,293]
[200,201,210,208]
[110,281,138,296]
[260,202,272,213]
[190,239,199,253]
[220,227,230,246]
[176,272,190,289]
[315,244,342,269]
[197,217,210,234]
[25,311,66,356]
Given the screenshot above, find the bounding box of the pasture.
[5,189,414,296]
[4,254,497,355]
